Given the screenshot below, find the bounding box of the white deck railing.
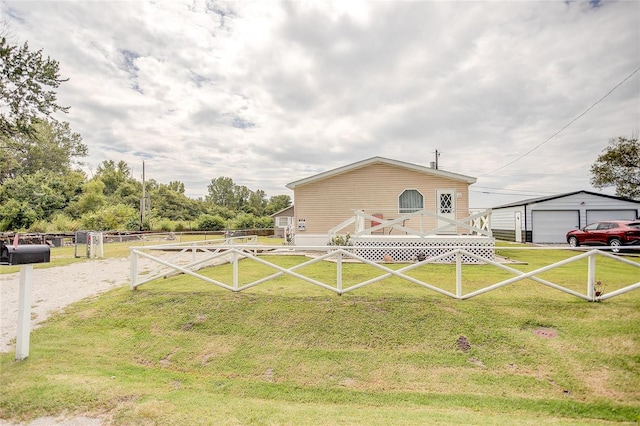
[328,208,492,237]
[129,243,639,302]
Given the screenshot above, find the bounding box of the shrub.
[231,213,256,230]
[155,219,174,232]
[80,204,137,231]
[195,214,225,231]
[254,216,275,229]
[28,220,48,233]
[47,213,80,232]
[0,199,38,231]
[328,234,352,246]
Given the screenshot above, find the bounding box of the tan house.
[286,156,478,244]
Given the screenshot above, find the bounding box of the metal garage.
[490,190,640,244]
[532,210,580,243]
[585,210,637,223]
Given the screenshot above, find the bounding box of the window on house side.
[276,217,290,227]
[399,189,423,213]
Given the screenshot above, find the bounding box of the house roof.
[285,156,477,189]
[269,205,294,217]
[493,190,640,209]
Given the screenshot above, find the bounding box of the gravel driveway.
[1,249,233,354]
[1,257,140,354]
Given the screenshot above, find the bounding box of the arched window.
[399,189,423,213]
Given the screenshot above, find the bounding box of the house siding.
[293,163,470,235]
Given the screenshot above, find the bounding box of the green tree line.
[0,154,292,232]
[0,35,290,232]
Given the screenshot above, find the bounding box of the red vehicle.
[566,220,640,252]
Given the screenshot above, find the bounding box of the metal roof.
[493,190,640,209]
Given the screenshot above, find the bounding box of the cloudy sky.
[3,0,639,208]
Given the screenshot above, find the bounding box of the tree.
[266,194,292,215]
[233,185,251,211]
[167,180,185,194]
[0,37,69,138]
[151,183,202,221]
[0,118,86,182]
[590,136,640,199]
[67,179,107,217]
[247,189,267,216]
[0,170,85,223]
[207,176,236,208]
[94,160,132,196]
[0,198,37,231]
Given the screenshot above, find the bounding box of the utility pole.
[140,161,146,231]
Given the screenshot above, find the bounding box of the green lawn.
[1,243,639,425]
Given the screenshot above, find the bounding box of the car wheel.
[568,236,579,248]
[609,238,622,253]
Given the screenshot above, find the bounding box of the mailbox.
[0,240,50,265]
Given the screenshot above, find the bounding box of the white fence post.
[233,250,239,291]
[16,265,33,361]
[130,250,138,290]
[337,251,343,294]
[587,252,596,301]
[456,250,462,298]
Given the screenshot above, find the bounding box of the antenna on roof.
[434,149,440,169]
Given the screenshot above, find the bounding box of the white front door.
[436,189,456,233]
[514,211,522,242]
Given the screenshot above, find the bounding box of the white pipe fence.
[129,243,640,302]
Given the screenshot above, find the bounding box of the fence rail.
[130,243,640,302]
[328,208,492,237]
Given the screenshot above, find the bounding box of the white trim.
[436,189,457,233]
[286,156,476,189]
[398,188,425,214]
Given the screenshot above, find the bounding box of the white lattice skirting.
[352,235,495,263]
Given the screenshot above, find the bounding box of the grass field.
[1,242,639,425]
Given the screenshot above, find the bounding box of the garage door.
[586,210,637,224]
[532,210,579,243]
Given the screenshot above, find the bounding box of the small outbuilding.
[270,205,294,239]
[491,190,640,244]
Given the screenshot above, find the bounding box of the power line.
[472,185,557,194]
[478,65,640,178]
[469,189,550,197]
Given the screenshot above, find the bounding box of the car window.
[596,223,611,230]
[584,223,599,231]
[609,223,619,229]
[629,222,640,229]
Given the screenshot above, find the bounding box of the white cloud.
[3,0,639,207]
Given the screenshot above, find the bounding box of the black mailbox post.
[1,239,51,361]
[0,240,50,265]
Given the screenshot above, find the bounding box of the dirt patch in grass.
[533,328,558,338]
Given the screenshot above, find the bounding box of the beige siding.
[293,163,470,234]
